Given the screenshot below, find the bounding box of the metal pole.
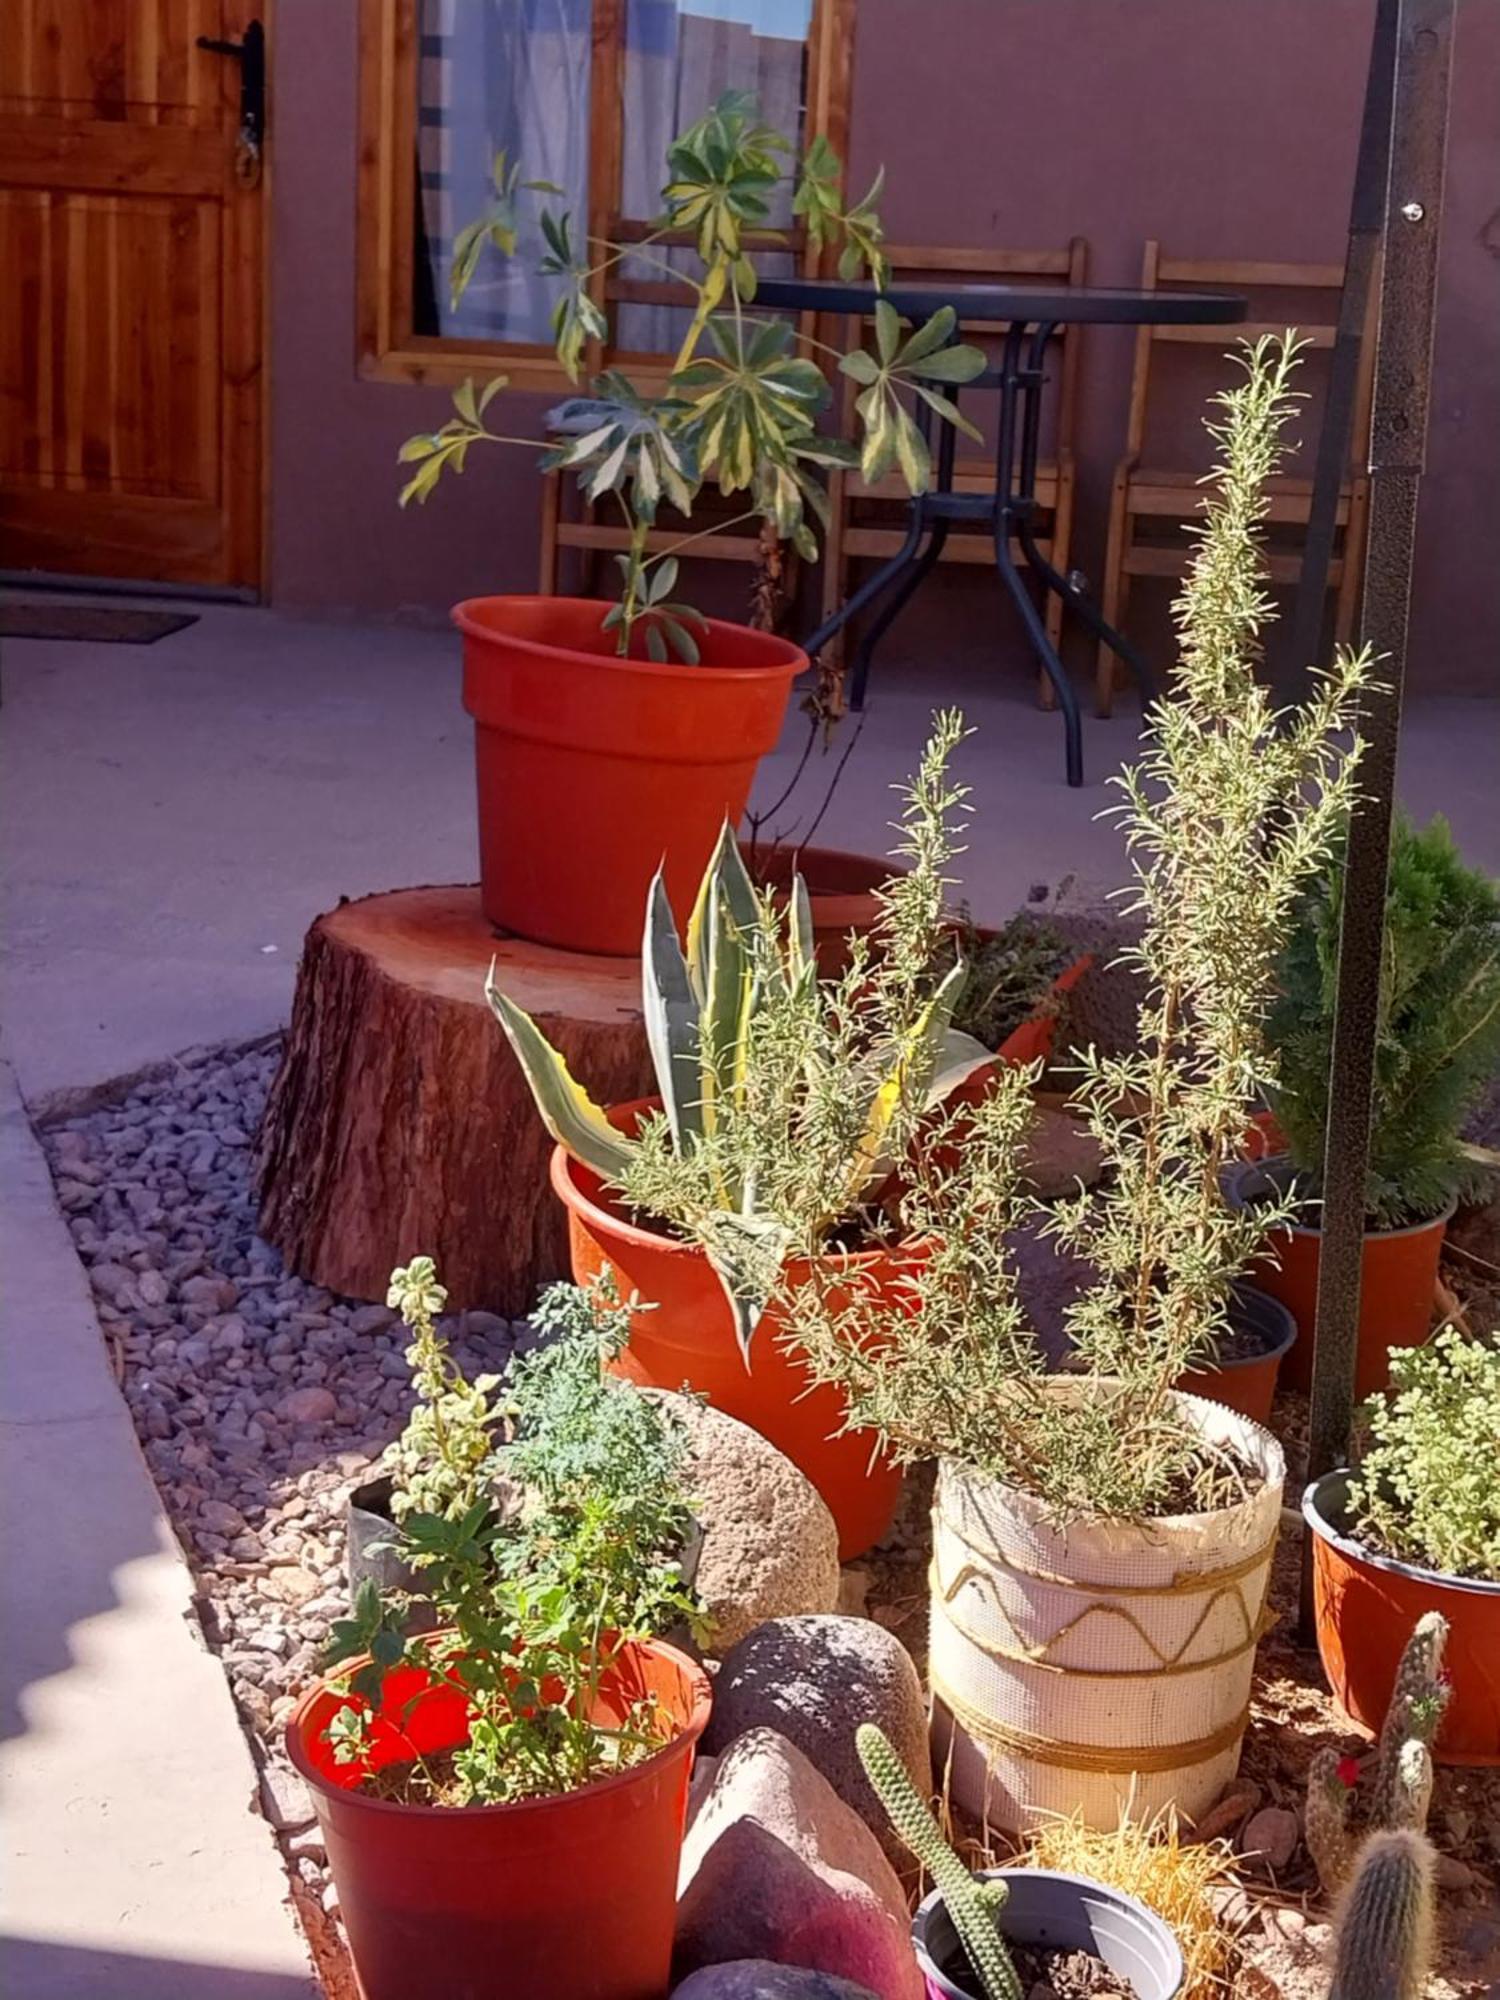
[1300,0,1457,1641]
[1283,0,1399,689]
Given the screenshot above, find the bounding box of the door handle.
[198,18,266,186]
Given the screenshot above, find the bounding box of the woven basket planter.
[929,1387,1285,1832]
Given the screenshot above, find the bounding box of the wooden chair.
[819,238,1089,704]
[1095,242,1375,716]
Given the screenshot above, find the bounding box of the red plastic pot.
[994,952,1094,1067]
[1173,1283,1298,1426]
[1304,1471,1500,1765]
[1225,1160,1451,1400]
[551,1102,913,1562]
[455,596,802,956]
[286,1633,711,2000]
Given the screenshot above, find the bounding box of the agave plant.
[398,90,985,658]
[486,714,990,1355]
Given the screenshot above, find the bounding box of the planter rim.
[912,1867,1185,2000]
[1203,1282,1299,1376]
[550,1098,920,1273]
[1225,1155,1457,1241]
[452,593,806,685]
[1303,1467,1500,1600]
[939,1379,1285,1537]
[285,1630,712,1821]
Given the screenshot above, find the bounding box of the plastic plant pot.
[286,1633,711,2000]
[994,952,1094,1067]
[454,595,802,956]
[1303,1469,1500,1765]
[550,1100,913,1562]
[1224,1158,1452,1400]
[1174,1282,1298,1426]
[912,1868,1185,2000]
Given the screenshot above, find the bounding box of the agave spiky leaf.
[846,957,970,1199]
[686,822,761,1004]
[642,869,704,1149]
[484,968,637,1181]
[697,1209,794,1365]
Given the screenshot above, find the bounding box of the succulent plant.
[855,1723,1020,2000]
[1328,1829,1435,2000]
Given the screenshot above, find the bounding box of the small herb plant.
[787,336,1376,1520]
[940,912,1071,1055]
[1268,812,1500,1227]
[322,1263,700,1807]
[1346,1327,1500,1581]
[396,91,985,658]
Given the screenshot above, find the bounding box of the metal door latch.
[197,19,265,187]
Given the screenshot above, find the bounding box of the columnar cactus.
[1328,1829,1435,2000]
[1305,1748,1359,1895]
[856,1723,1020,2000]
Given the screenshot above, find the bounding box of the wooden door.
[0,1,264,589]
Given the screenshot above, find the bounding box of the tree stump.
[255,887,653,1315]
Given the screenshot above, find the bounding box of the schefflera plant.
[396,90,986,658]
[487,711,988,1356]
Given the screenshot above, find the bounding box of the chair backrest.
[1124,240,1376,469]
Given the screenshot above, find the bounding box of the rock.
[1192,1782,1262,1844]
[1020,1103,1104,1198]
[703,1616,930,1864]
[676,1731,921,2000]
[655,1394,840,1656]
[1239,1806,1300,1876]
[196,1498,247,1536]
[672,1964,880,2000]
[266,1565,322,1605]
[1434,1854,1475,1892]
[278,1385,337,1425]
[349,1303,396,1336]
[259,1760,315,1832]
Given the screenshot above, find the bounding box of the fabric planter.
[1304,1469,1500,1765]
[929,1388,1284,1831]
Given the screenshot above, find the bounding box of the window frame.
[355,0,855,393]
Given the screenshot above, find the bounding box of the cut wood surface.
[255,887,654,1315]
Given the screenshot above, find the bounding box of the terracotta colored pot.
[1304,1470,1500,1765]
[744,842,894,978]
[1224,1159,1451,1400]
[455,596,802,956]
[550,1103,911,1561]
[1174,1283,1298,1426]
[913,1868,1184,2000]
[287,1633,711,2000]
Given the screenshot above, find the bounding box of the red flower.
[1336,1756,1361,1788]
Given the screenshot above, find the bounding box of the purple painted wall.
[268,0,1499,690]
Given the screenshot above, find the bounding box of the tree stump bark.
[255,887,653,1315]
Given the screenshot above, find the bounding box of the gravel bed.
[40,1036,520,1979]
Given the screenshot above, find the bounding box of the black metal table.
[755,277,1247,786]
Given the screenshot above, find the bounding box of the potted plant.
[288,1260,711,2000]
[487,711,991,1560]
[1304,1326,1500,1764]
[398,92,985,955]
[1229,812,1500,1397]
[856,1723,1185,2000]
[785,337,1375,1830]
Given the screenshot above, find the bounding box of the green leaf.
[908,342,988,384]
[642,869,704,1148]
[484,970,637,1180]
[838,349,880,386]
[873,299,901,367]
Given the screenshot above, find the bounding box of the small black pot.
[913,1868,1184,2000]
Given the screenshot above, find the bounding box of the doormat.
[0,604,199,644]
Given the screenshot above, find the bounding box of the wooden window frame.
[355,0,854,393]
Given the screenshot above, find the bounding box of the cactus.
[856,1723,1020,2000]
[1305,1748,1359,1896]
[1328,1829,1435,2000]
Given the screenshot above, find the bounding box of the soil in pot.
[1174,1282,1298,1426]
[455,595,802,955]
[929,1938,1132,2000]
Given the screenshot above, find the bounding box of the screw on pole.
[1299,0,1457,1643]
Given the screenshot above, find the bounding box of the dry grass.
[1021,1809,1242,2000]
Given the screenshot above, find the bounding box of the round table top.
[754,276,1247,326]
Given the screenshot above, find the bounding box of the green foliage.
[321,1266,699,1808]
[939,913,1070,1054]
[1328,1829,1434,2000]
[395,90,983,654]
[856,1723,1019,2000]
[1347,1328,1500,1580]
[788,336,1374,1521]
[488,713,988,1360]
[1268,812,1500,1226]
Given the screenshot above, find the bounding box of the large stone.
[655,1394,840,1656]
[672,1963,880,2000]
[675,1729,921,2000]
[703,1616,930,1865]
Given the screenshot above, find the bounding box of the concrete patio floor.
[0,596,1496,1997]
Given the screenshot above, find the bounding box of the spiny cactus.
[1328,1829,1435,2000]
[856,1723,1020,2000]
[1305,1747,1359,1895]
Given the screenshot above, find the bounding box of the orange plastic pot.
[455,596,802,955]
[994,952,1094,1067]
[286,1633,711,2000]
[1225,1160,1451,1400]
[1304,1471,1500,1765]
[1174,1283,1298,1427]
[551,1104,911,1561]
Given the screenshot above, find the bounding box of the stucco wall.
[268,0,1499,691]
